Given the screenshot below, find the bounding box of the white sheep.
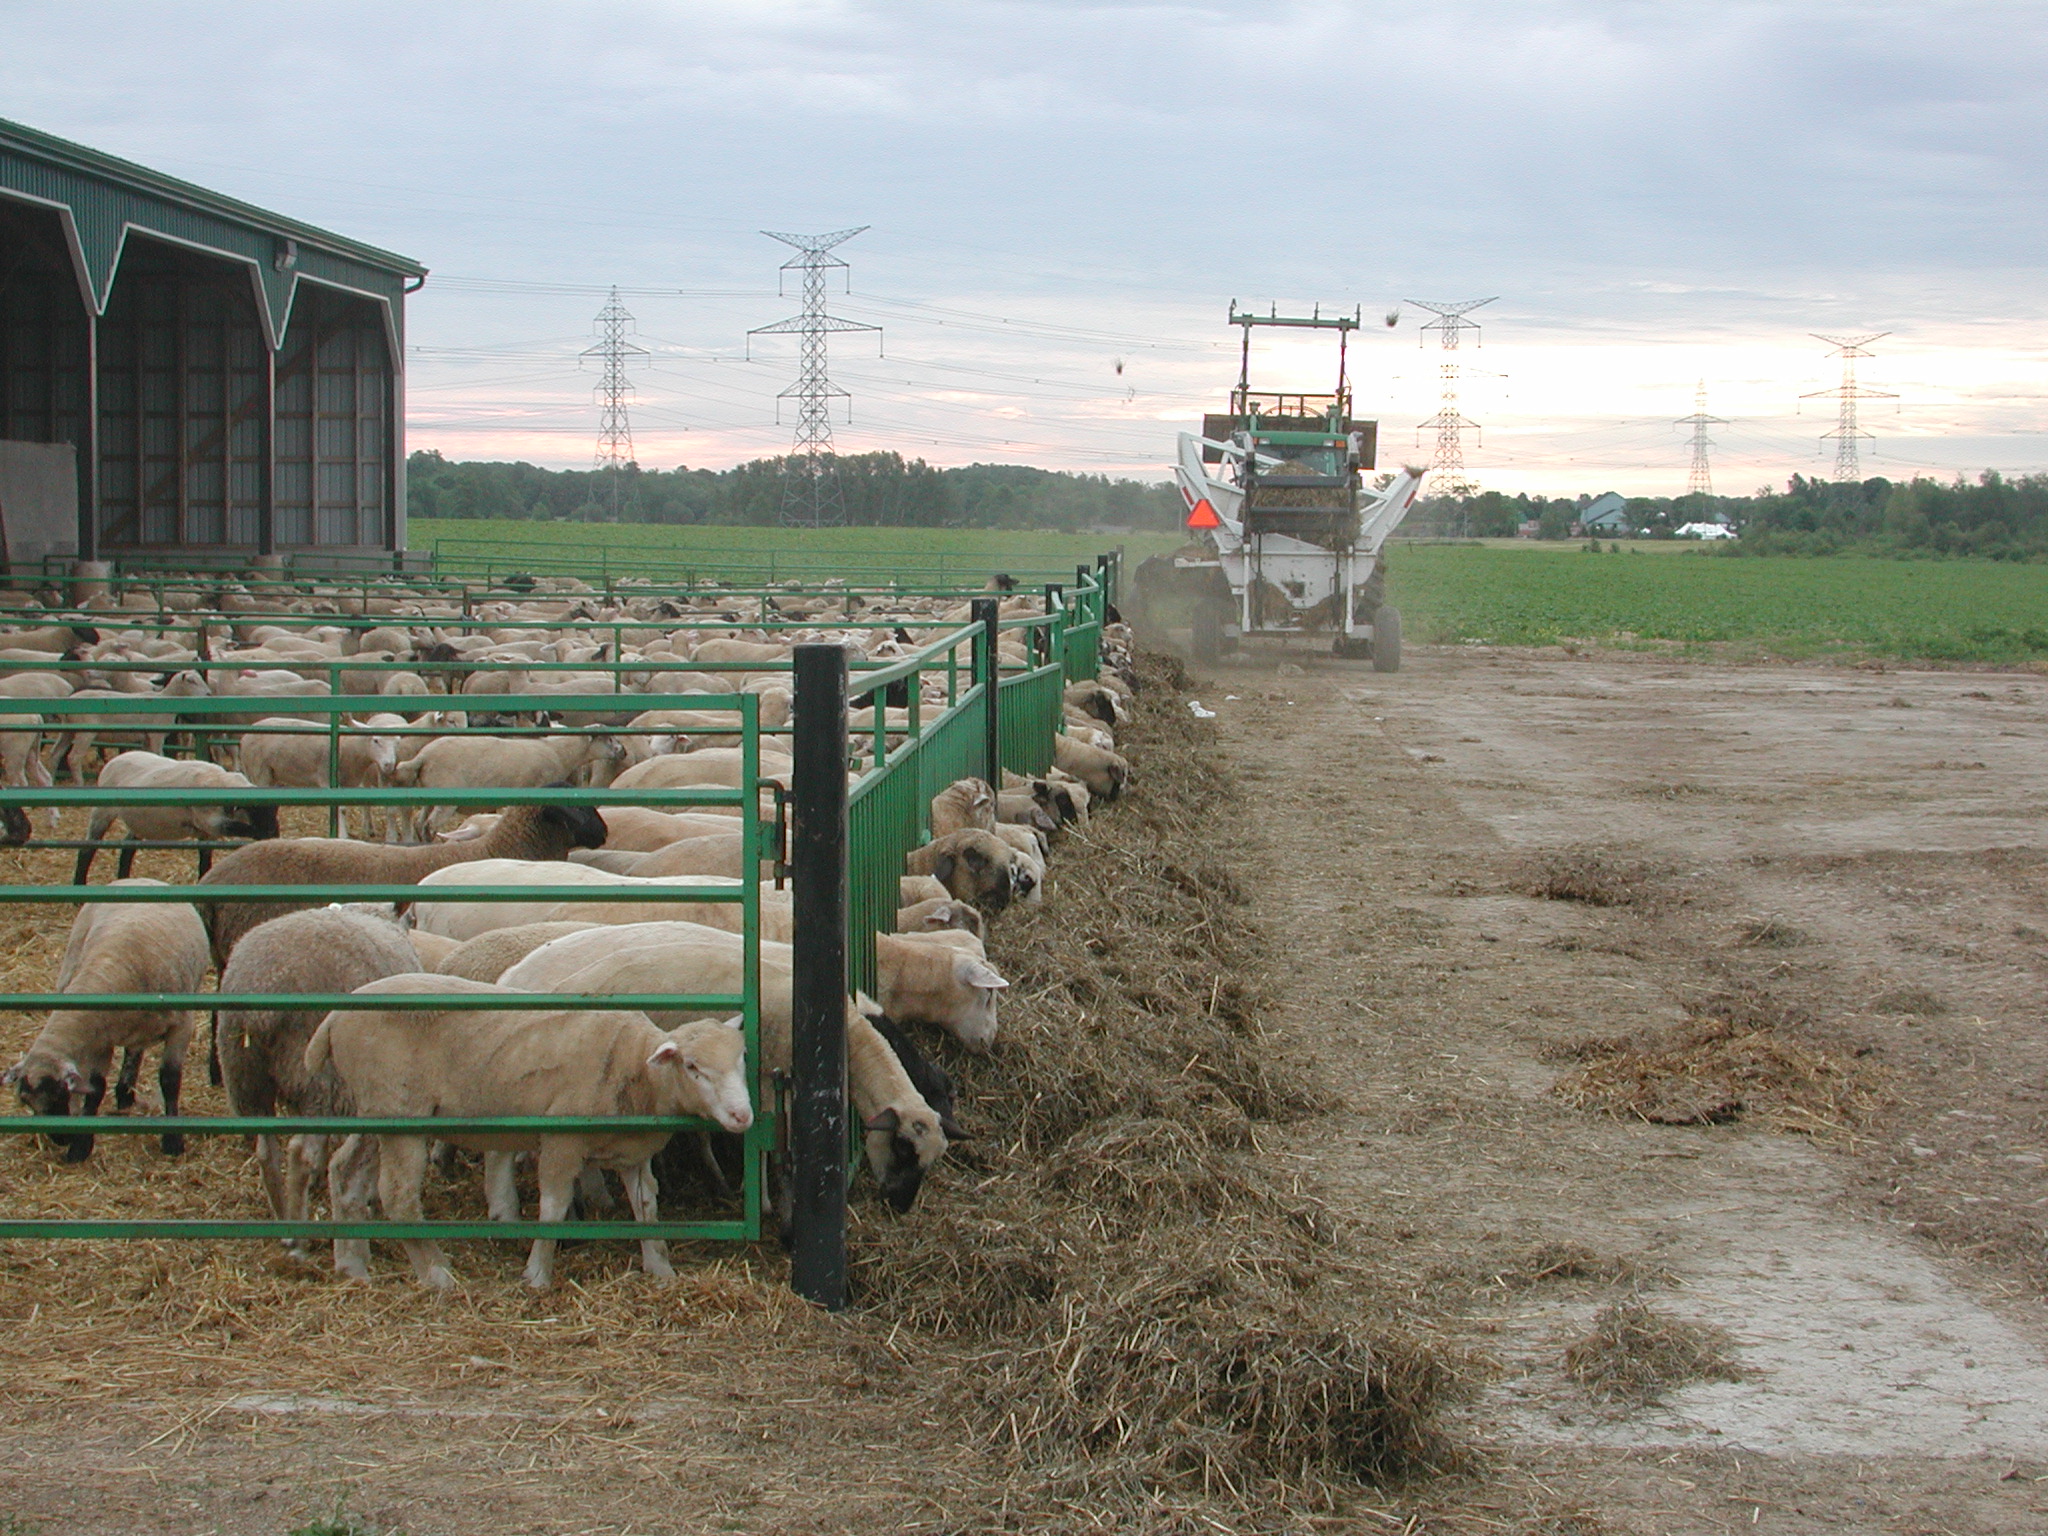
[238,714,406,839]
[306,975,752,1289]
[3,882,209,1160]
[75,750,279,884]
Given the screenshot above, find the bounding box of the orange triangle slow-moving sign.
[1185,497,1221,530]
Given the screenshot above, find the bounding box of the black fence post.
[790,643,848,1311]
[973,596,1000,785]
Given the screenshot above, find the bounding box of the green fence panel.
[998,660,1064,779]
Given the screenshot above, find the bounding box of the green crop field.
[409,518,1180,582]
[1386,544,2048,664]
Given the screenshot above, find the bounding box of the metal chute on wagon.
[1138,303,1423,670]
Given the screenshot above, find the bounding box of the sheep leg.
[206,1014,223,1088]
[522,1141,583,1289]
[114,841,137,880]
[256,1133,291,1219]
[694,1131,734,1197]
[71,810,110,884]
[279,1134,326,1261]
[156,1022,190,1154]
[113,1048,142,1112]
[624,1160,674,1281]
[327,1134,377,1281]
[195,847,212,878]
[484,1152,520,1221]
[63,1073,107,1163]
[575,1164,616,1214]
[377,1135,453,1290]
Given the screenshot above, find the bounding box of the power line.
[1804,332,1894,481]
[580,287,649,521]
[747,228,883,527]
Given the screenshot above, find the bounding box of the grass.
[409,517,1181,582]
[1384,543,2048,663]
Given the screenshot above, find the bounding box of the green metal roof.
[0,115,425,343]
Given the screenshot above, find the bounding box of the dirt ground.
[4,644,2047,1533]
[1199,642,2048,1532]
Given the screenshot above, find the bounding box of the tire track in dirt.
[1199,647,2048,1533]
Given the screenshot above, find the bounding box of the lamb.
[305,975,753,1288]
[3,883,208,1160]
[904,828,1027,913]
[501,925,951,1210]
[1063,679,1124,726]
[214,906,422,1273]
[900,874,951,906]
[433,921,601,982]
[929,777,997,837]
[74,750,279,884]
[390,728,624,838]
[995,788,1059,836]
[608,747,792,796]
[237,714,406,839]
[1052,734,1129,802]
[195,800,609,967]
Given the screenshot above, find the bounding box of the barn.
[0,116,425,578]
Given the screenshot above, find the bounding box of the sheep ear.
[939,1114,970,1141]
[647,1041,682,1066]
[852,992,883,1020]
[930,852,956,885]
[720,1014,744,1031]
[963,961,1008,990]
[60,1064,85,1092]
[1,1064,21,1087]
[864,1107,901,1134]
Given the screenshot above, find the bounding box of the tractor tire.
[1191,602,1223,667]
[1371,605,1402,672]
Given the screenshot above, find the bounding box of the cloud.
[1,1,2041,492]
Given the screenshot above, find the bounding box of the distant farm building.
[1677,520,1736,540]
[1578,492,1630,533]
[0,117,425,576]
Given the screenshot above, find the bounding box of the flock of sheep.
[0,573,1136,1291]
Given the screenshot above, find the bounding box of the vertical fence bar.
[790,643,848,1311]
[973,597,1000,786]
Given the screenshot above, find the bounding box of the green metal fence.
[0,559,1115,1270]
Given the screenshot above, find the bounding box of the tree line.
[1401,472,2048,559]
[406,451,1183,531]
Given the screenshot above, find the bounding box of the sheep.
[929,777,997,837]
[404,928,462,969]
[501,925,950,1210]
[237,713,406,839]
[995,788,1059,836]
[305,975,752,1288]
[47,670,212,783]
[433,921,601,982]
[896,897,984,938]
[214,906,422,1273]
[409,859,747,941]
[195,800,609,967]
[594,806,742,852]
[1063,679,1124,726]
[904,828,1028,914]
[0,623,99,654]
[872,931,1008,1049]
[900,874,951,907]
[3,883,208,1160]
[74,750,279,884]
[567,847,654,875]
[390,728,624,838]
[991,822,1048,904]
[1052,734,1129,802]
[629,832,752,880]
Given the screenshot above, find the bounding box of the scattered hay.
[1519,850,1669,909]
[1871,984,1948,1017]
[1563,1300,1749,1405]
[1552,1013,1880,1137]
[1737,915,1810,949]
[848,650,1453,1518]
[1480,1241,1648,1295]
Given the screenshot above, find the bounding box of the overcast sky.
[4,1,2042,496]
